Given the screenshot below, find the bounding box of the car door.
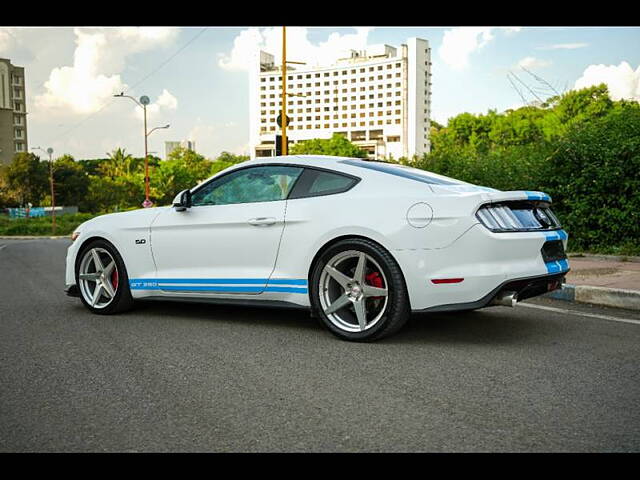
[149,164,303,295]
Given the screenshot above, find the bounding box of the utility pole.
[32,146,55,233]
[114,93,169,208]
[281,26,287,156]
[47,147,55,233]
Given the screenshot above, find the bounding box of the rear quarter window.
[288,168,359,199]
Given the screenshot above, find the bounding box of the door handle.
[248,217,277,226]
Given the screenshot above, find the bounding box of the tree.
[4,153,49,206]
[289,133,367,158]
[52,155,90,207]
[100,147,135,178]
[150,147,214,205]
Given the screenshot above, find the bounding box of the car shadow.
[129,300,542,346]
[390,307,545,346]
[130,299,323,332]
[67,297,543,345]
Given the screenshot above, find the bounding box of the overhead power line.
[42,27,209,148]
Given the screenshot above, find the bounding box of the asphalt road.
[1,238,639,452]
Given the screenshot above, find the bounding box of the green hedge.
[0,213,97,236]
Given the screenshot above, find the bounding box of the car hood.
[79,206,170,231]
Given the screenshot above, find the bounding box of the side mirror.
[172,189,192,212]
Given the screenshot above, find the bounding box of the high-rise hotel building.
[249,38,431,160]
[0,58,28,165]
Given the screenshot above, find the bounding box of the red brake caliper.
[365,271,384,300]
[111,269,119,290]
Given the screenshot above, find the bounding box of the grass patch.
[0,213,98,236]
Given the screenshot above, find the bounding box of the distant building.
[165,140,196,159]
[249,37,432,160]
[0,58,28,165]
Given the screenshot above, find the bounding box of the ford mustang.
[65,155,569,341]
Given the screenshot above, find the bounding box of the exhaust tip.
[492,291,518,307]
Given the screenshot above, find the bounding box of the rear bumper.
[393,223,569,311]
[414,271,567,312]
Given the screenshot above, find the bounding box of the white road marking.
[0,244,6,251]
[518,302,640,326]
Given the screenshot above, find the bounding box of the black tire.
[310,238,410,342]
[75,239,134,315]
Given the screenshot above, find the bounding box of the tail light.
[476,202,561,232]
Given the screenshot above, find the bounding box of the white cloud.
[133,89,178,121]
[517,56,552,70]
[574,61,640,101]
[438,27,521,70]
[218,27,374,71]
[34,27,179,115]
[538,43,588,50]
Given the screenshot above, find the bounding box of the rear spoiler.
[428,184,553,205]
[480,190,552,204]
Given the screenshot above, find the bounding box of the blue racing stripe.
[545,229,568,242]
[129,277,308,294]
[545,259,570,274]
[525,190,552,202]
[153,278,268,284]
[267,278,308,285]
[264,286,308,293]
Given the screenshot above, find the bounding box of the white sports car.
[65,155,569,341]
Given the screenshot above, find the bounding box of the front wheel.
[310,238,410,341]
[75,239,134,315]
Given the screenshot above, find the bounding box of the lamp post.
[113,93,169,208]
[32,146,55,233]
[279,26,307,156]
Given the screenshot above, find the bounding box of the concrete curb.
[545,284,640,311]
[0,236,69,240]
[567,252,640,263]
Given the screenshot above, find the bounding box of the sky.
[1,26,639,160]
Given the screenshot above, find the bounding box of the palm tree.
[101,148,134,178]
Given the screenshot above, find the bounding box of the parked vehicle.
[65,155,569,341]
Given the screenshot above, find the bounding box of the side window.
[289,169,359,199]
[191,166,303,206]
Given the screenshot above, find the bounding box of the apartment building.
[249,37,432,160]
[0,58,28,165]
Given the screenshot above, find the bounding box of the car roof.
[241,155,470,186]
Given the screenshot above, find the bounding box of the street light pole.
[114,93,167,208]
[32,146,55,233]
[142,102,152,208]
[281,26,287,156]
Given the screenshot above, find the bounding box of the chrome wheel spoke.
[79,272,101,281]
[91,249,104,272]
[324,265,351,289]
[353,300,367,331]
[91,283,103,307]
[353,252,366,284]
[102,278,116,298]
[324,293,351,315]
[363,285,388,297]
[103,260,116,277]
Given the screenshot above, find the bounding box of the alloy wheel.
[78,247,119,309]
[318,250,389,332]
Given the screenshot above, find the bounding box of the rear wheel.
[75,239,134,315]
[310,238,410,341]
